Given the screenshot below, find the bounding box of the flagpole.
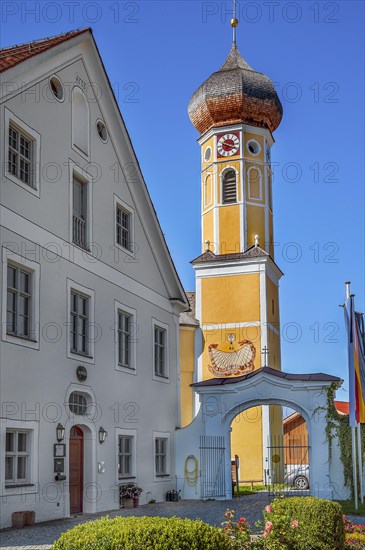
[357,424,364,503]
[352,426,358,510]
[346,283,358,511]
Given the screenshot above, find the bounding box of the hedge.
[51,515,231,550]
[263,496,345,550]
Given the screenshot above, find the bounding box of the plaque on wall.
[54,444,66,457]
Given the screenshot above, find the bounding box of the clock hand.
[222,141,235,149]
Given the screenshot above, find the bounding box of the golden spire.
[231,0,239,45]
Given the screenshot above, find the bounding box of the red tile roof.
[284,401,349,423]
[0,28,90,73]
[334,401,350,415]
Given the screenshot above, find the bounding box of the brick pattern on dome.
[0,29,89,73]
[188,44,283,135]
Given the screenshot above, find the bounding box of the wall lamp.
[56,423,65,442]
[98,426,107,444]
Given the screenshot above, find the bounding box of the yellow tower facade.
[180,42,284,481]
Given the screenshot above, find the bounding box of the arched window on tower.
[72,87,89,156]
[222,169,237,204]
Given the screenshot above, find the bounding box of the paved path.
[1,494,364,549]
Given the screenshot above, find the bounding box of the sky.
[1,0,364,401]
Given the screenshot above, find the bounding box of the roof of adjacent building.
[0,29,89,73]
[191,245,269,265]
[284,400,349,423]
[188,43,283,135]
[192,366,342,387]
[180,291,199,327]
[334,401,350,415]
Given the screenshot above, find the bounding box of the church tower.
[182,21,284,480]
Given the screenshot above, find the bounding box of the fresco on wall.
[208,333,256,376]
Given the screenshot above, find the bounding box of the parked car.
[284,465,310,490]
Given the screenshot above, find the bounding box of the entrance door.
[70,426,83,514]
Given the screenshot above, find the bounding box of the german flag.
[344,295,365,425]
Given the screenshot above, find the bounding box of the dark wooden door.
[70,426,83,514]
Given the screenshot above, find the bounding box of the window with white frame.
[155,437,168,476]
[118,310,132,368]
[73,175,88,249]
[5,109,40,197]
[68,392,88,416]
[116,205,131,251]
[6,263,32,338]
[8,125,33,187]
[154,326,166,377]
[118,435,134,478]
[2,249,40,349]
[5,430,30,485]
[70,290,90,355]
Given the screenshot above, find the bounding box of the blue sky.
[1,1,364,400]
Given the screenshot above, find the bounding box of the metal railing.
[73,215,87,248]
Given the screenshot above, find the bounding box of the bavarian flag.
[344,295,365,425]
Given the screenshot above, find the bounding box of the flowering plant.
[343,516,365,534]
[221,509,252,549]
[343,516,365,549]
[121,483,143,499]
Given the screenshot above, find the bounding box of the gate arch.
[176,367,343,501]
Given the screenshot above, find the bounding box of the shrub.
[263,496,345,550]
[51,515,231,550]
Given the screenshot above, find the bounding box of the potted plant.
[121,483,143,508]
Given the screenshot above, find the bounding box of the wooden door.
[70,426,83,514]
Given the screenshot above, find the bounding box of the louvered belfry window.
[222,170,237,203]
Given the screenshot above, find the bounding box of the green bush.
[263,496,345,550]
[51,515,231,550]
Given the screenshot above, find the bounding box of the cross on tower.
[261,346,269,368]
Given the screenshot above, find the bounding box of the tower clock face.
[217,133,240,157]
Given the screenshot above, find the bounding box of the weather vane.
[231,0,239,45]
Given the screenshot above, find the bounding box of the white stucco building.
[0,28,188,529]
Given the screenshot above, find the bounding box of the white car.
[284,465,310,490]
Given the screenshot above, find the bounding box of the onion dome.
[188,44,283,135]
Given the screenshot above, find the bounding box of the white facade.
[0,30,187,528]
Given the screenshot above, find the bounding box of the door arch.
[70,425,84,514]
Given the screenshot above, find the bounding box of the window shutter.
[222,170,237,203]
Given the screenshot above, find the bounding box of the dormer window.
[222,170,237,204]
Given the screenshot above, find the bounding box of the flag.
[344,295,365,425]
[353,308,365,423]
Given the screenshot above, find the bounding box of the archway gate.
[176,367,347,501]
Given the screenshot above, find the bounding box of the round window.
[96,119,108,143]
[49,75,64,101]
[204,147,212,162]
[69,392,87,416]
[247,140,261,156]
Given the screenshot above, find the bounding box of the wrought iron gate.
[266,434,310,497]
[199,435,226,498]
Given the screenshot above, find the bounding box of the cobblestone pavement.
[1,493,364,550]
